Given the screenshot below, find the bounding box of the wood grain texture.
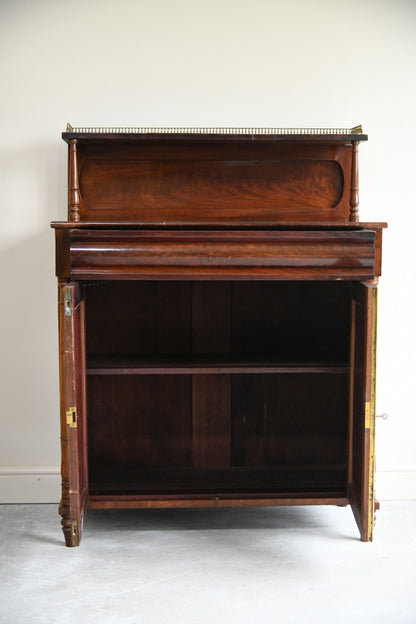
[88,466,347,497]
[85,281,191,355]
[230,281,351,362]
[71,139,353,224]
[192,282,231,354]
[54,229,70,278]
[86,356,349,375]
[192,375,231,468]
[51,221,387,230]
[88,496,349,509]
[87,375,193,478]
[67,229,378,281]
[231,374,348,472]
[80,158,343,209]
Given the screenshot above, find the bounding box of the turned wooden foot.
[59,477,79,547]
[61,515,79,547]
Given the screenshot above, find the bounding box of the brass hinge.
[66,407,77,428]
[365,401,371,429]
[63,286,72,316]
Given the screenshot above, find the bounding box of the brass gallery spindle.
[69,139,80,222]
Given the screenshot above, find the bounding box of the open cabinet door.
[58,281,88,546]
[348,282,377,541]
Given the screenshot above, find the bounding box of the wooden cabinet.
[52,126,385,546]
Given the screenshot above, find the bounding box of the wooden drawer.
[58,228,381,281]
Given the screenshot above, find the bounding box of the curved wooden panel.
[79,159,344,218]
[69,229,376,281]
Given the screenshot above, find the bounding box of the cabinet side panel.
[55,229,70,278]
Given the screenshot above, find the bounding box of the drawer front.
[67,229,378,280]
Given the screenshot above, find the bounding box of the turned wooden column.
[349,141,359,222]
[69,139,80,222]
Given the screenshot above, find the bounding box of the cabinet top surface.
[51,221,386,230]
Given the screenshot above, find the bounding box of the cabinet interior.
[84,281,351,499]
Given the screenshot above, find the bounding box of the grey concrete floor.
[0,502,415,624]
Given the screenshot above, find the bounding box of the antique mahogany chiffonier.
[52,125,385,546]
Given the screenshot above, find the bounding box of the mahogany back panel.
[85,281,350,361]
[85,281,350,496]
[87,373,348,494]
[75,140,353,224]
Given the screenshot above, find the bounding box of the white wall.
[1,0,415,502]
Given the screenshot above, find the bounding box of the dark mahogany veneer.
[52,128,385,546]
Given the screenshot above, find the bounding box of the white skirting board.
[375,471,416,501]
[0,468,61,503]
[0,469,415,503]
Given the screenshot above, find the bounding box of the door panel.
[59,281,88,546]
[348,282,377,541]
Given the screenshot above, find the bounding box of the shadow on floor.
[83,505,356,539]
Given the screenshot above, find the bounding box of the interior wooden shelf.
[86,355,349,375]
[87,493,349,510]
[88,465,347,496]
